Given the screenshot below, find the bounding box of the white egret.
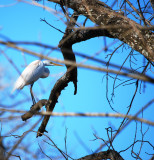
[12,60,62,105]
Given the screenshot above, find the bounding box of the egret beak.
[50,62,63,66]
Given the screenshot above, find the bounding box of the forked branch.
[37,12,79,136]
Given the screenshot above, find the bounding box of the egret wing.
[12,60,43,92]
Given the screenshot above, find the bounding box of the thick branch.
[77,150,124,160]
[37,12,79,136]
[37,72,73,136]
[21,99,47,121]
[49,0,154,62]
[61,27,114,45]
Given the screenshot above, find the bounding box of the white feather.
[12,60,44,92]
[12,59,61,93]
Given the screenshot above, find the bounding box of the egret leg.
[30,83,36,105]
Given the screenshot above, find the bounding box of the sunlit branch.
[0,40,153,83]
[0,108,154,126]
[0,40,136,73]
[48,0,154,62]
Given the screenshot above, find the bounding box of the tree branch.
[0,40,154,83]
[77,149,124,160]
[36,72,73,137]
[37,12,79,136]
[21,99,48,121]
[1,108,154,126]
[48,0,154,62]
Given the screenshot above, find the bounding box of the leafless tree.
[0,0,154,159]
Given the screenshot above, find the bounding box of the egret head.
[43,60,63,66]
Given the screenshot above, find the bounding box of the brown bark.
[77,150,124,160]
[49,0,154,62]
[35,0,154,136]
[37,12,79,137]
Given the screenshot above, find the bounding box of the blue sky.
[0,0,154,159]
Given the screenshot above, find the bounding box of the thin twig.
[40,18,65,34]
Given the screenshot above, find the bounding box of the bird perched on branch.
[12,60,62,105]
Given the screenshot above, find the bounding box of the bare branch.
[95,99,154,152]
[0,41,153,83]
[77,149,124,160]
[36,12,79,136]
[6,117,42,159]
[21,99,48,121]
[1,108,154,126]
[48,0,154,62]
